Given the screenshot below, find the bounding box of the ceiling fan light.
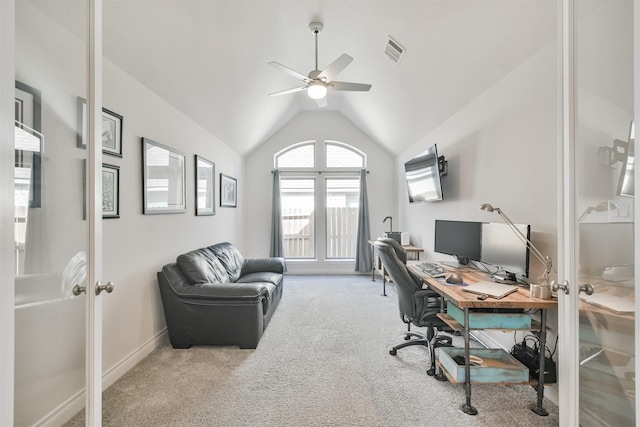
[307,82,327,99]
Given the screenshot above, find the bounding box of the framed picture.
[195,155,215,216]
[220,173,237,208]
[142,137,187,214]
[82,161,121,219]
[102,163,120,218]
[15,81,42,208]
[77,96,123,157]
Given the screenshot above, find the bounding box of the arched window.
[275,141,315,169]
[325,141,366,168]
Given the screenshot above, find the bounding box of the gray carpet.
[67,275,559,426]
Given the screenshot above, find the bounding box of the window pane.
[276,143,314,168]
[281,178,315,258]
[326,143,364,168]
[326,178,360,259]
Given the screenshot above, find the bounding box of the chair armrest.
[415,289,441,299]
[243,257,285,274]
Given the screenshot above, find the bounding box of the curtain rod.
[272,169,369,174]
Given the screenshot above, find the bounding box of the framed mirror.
[142,137,186,214]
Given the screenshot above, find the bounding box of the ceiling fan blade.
[268,61,311,82]
[269,86,308,97]
[328,81,372,92]
[315,96,328,108]
[317,54,353,81]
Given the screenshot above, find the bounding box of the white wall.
[397,40,559,398]
[14,2,243,423]
[243,111,396,274]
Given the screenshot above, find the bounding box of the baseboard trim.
[35,328,168,427]
[103,328,169,390]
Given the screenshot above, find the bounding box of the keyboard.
[416,262,447,278]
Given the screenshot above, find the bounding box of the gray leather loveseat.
[157,242,285,349]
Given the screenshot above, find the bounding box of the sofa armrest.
[242,257,285,275]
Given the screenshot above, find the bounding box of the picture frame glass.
[220,174,237,208]
[102,164,120,218]
[196,156,215,216]
[142,138,186,214]
[77,96,123,157]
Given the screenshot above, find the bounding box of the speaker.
[401,232,410,245]
[384,232,402,243]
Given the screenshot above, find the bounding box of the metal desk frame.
[409,264,557,416]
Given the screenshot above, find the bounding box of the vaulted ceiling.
[30,0,558,156]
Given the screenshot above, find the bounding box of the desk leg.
[530,309,549,416]
[371,246,376,282]
[461,308,478,415]
[382,269,387,297]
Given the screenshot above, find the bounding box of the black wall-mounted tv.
[404,144,445,203]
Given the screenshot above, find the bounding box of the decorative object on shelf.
[195,155,215,216]
[479,203,553,299]
[15,80,42,208]
[142,138,186,214]
[76,96,123,157]
[220,173,237,208]
[101,163,120,219]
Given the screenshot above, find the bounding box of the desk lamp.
[577,201,619,223]
[479,203,553,299]
[382,216,392,233]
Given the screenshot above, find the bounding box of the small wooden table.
[368,240,424,296]
[408,264,558,416]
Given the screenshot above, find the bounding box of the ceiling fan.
[268,22,372,108]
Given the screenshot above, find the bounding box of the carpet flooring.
[66,274,559,426]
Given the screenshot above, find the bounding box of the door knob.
[95,281,114,295]
[551,280,570,295]
[579,283,595,295]
[72,284,86,296]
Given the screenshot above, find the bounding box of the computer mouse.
[445,273,463,284]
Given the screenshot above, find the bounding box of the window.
[326,178,360,258]
[275,141,314,169]
[281,178,315,258]
[276,141,366,261]
[325,141,365,168]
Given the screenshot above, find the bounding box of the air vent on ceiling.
[385,36,405,64]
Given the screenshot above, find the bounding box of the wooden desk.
[368,240,424,296]
[409,264,558,416]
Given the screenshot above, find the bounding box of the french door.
[13,0,107,424]
[559,0,637,425]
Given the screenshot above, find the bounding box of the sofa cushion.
[237,271,282,287]
[177,248,230,284]
[210,242,245,282]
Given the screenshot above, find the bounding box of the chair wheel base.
[427,368,435,376]
[461,404,478,415]
[389,349,397,355]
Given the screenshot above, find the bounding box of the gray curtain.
[270,169,285,259]
[355,168,372,272]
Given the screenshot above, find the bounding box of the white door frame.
[0,1,104,424]
[559,0,640,424]
[87,0,104,424]
[0,0,16,425]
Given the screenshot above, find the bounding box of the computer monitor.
[480,222,531,278]
[434,220,482,265]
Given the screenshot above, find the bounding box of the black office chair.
[374,240,453,376]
